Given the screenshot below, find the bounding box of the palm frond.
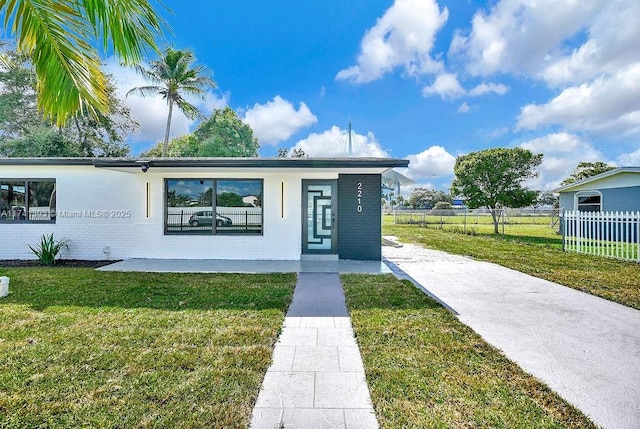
[175,98,203,120]
[81,0,169,64]
[0,0,167,125]
[126,85,164,98]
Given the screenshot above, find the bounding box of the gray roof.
[0,157,409,169]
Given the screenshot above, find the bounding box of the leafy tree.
[451,147,543,233]
[0,0,167,125]
[408,188,452,209]
[128,47,216,156]
[0,48,39,139]
[141,134,192,157]
[561,162,615,185]
[191,107,259,157]
[216,192,243,207]
[0,47,136,157]
[0,127,81,157]
[141,107,259,157]
[535,191,559,209]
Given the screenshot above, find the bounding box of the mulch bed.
[0,260,118,268]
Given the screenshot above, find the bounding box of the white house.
[0,157,408,261]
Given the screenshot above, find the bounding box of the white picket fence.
[562,210,640,262]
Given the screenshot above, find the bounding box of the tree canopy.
[407,188,452,209]
[451,147,542,233]
[141,107,259,157]
[128,47,216,156]
[561,162,616,185]
[0,46,136,157]
[0,0,167,125]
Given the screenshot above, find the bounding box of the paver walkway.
[250,272,378,429]
[383,239,640,429]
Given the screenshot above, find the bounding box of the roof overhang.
[0,157,409,174]
[552,167,640,193]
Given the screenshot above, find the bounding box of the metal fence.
[562,210,640,262]
[388,208,559,234]
[166,207,262,233]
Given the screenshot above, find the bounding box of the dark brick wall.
[337,174,381,260]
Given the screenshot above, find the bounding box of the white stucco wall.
[0,165,337,261]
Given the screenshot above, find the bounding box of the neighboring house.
[0,157,408,261]
[554,167,640,212]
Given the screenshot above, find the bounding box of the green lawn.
[342,274,596,429]
[0,268,295,428]
[384,223,640,310]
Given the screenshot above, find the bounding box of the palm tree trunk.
[163,100,174,157]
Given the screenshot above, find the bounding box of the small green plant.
[28,234,68,265]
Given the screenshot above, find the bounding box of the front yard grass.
[0,268,296,428]
[343,274,596,429]
[384,224,640,310]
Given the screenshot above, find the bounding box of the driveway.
[383,240,640,429]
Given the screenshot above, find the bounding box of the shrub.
[28,234,68,265]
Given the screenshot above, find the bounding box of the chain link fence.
[386,207,560,235]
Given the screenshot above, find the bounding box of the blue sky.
[102,0,640,191]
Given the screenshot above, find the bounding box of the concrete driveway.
[383,239,640,429]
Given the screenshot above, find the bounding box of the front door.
[302,180,337,255]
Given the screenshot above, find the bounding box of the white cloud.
[540,1,640,87]
[405,145,456,179]
[468,82,508,96]
[450,0,604,78]
[243,96,318,145]
[422,73,466,99]
[292,126,388,157]
[105,59,227,147]
[336,0,448,83]
[457,102,470,114]
[516,64,640,138]
[519,132,605,190]
[617,148,640,166]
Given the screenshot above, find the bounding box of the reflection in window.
[164,179,264,235]
[215,180,263,234]
[576,192,602,212]
[0,180,56,222]
[165,179,213,234]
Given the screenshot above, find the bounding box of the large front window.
[0,179,56,223]
[165,179,263,235]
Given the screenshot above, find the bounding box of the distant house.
[0,157,408,261]
[554,167,640,212]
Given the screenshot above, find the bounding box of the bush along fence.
[562,210,640,262]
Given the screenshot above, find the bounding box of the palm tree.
[0,0,167,125]
[127,48,216,157]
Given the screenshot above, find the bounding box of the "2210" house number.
[357,182,363,213]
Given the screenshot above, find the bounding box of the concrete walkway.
[383,239,640,429]
[250,273,378,429]
[97,258,390,274]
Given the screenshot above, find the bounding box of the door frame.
[301,179,337,255]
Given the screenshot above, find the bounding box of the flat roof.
[0,157,409,169]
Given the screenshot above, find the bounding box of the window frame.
[574,190,603,212]
[164,178,264,236]
[0,178,56,224]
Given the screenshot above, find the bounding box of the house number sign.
[357,182,363,213]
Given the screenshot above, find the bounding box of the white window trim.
[574,190,602,212]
